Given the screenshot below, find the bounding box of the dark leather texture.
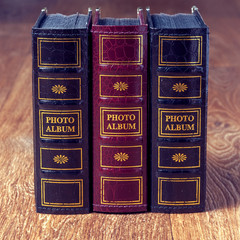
[92,24,148,213]
[148,18,209,212]
[32,13,91,214]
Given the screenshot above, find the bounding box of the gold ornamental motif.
[51,85,67,94]
[172,83,188,93]
[113,82,128,91]
[53,155,69,164]
[114,152,129,162]
[172,153,187,163]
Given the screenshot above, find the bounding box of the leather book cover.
[92,9,148,213]
[32,8,92,214]
[147,7,209,213]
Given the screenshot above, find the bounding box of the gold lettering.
[188,124,195,130]
[106,123,136,130]
[106,114,136,122]
[128,123,136,130]
[46,117,51,124]
[165,125,171,131]
[165,115,195,123]
[117,124,123,130]
[45,116,75,124]
[45,125,75,133]
[189,115,194,122]
[165,124,195,131]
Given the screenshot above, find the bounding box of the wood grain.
[0,0,240,239]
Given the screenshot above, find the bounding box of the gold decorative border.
[158,177,200,205]
[100,107,142,137]
[100,145,142,168]
[37,38,81,68]
[158,76,202,99]
[41,179,83,207]
[158,108,201,138]
[101,176,143,205]
[39,110,82,139]
[38,77,81,101]
[40,148,83,171]
[158,146,201,169]
[158,36,202,66]
[99,75,142,98]
[99,35,143,65]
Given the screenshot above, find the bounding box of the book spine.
[92,24,148,213]
[32,25,90,214]
[149,25,209,212]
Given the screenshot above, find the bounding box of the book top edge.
[149,13,208,29]
[33,13,91,30]
[97,18,141,26]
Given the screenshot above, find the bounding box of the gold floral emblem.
[172,153,187,163]
[51,85,67,94]
[114,152,129,162]
[172,83,188,92]
[113,82,128,91]
[53,155,69,164]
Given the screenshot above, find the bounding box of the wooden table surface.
[0,0,239,239]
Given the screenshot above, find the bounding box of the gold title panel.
[39,110,82,139]
[158,108,201,138]
[100,107,142,137]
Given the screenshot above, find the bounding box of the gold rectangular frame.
[38,77,81,101]
[100,107,142,137]
[99,35,143,65]
[40,147,83,171]
[158,177,200,205]
[37,38,81,68]
[99,74,142,98]
[41,179,83,207]
[101,176,143,205]
[100,145,142,168]
[158,76,202,99]
[39,110,82,139]
[158,108,201,138]
[158,146,201,169]
[158,36,202,66]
